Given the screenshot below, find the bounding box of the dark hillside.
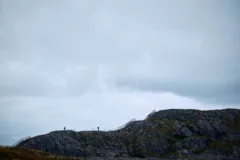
[17,109,240,159]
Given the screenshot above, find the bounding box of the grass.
[0,147,83,160]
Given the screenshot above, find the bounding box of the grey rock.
[174,127,192,138]
[232,147,240,158]
[182,149,189,155]
[17,109,240,160]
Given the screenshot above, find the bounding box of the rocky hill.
[17,109,240,160]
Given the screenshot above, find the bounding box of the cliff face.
[17,109,240,159]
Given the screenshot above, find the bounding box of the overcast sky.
[0,0,239,145]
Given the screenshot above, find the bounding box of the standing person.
[97,127,99,131]
[64,127,66,131]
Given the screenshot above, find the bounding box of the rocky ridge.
[17,109,240,159]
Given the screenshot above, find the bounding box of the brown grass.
[0,147,83,160]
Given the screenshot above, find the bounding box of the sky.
[0,0,239,145]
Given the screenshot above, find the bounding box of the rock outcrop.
[17,109,240,159]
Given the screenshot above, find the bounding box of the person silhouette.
[64,127,66,131]
[97,127,99,131]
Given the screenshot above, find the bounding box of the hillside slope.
[17,109,240,159]
[0,146,84,160]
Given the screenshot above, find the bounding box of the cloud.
[113,51,240,105]
[0,0,239,145]
[0,87,235,146]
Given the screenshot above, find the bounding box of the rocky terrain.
[17,109,240,159]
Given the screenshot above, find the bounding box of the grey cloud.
[0,0,239,99]
[116,78,240,105]
[0,0,239,101]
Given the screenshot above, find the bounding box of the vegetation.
[0,147,83,160]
